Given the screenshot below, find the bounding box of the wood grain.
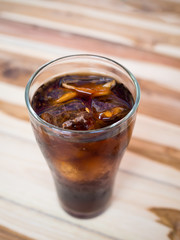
[150,208,180,240]
[0,0,180,239]
[0,225,35,240]
[129,138,180,171]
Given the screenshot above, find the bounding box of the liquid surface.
[32,74,134,130]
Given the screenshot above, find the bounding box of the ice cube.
[111,83,134,108]
[62,112,94,130]
[40,112,54,125]
[62,76,115,96]
[92,93,130,124]
[40,99,94,130]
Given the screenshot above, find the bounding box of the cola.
[31,74,134,218]
[32,74,133,130]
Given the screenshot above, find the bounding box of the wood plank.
[138,78,180,125]
[133,114,180,150]
[1,0,180,57]
[0,198,112,240]
[121,151,180,188]
[0,34,179,92]
[0,18,180,68]
[149,208,180,240]
[128,138,180,171]
[0,225,35,240]
[1,0,180,34]
[51,0,180,21]
[0,51,44,87]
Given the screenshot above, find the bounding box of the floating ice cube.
[40,99,94,130]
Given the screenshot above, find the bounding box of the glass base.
[61,201,111,219]
[54,179,113,219]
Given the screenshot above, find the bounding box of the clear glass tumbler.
[25,54,140,218]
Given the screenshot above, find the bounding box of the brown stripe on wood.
[52,0,180,17]
[138,78,180,126]
[0,225,35,240]
[0,51,45,87]
[1,0,180,27]
[123,0,180,15]
[150,208,180,240]
[139,78,180,101]
[128,138,180,171]
[0,18,180,69]
[0,100,29,121]
[0,2,180,54]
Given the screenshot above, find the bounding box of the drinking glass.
[25,54,140,218]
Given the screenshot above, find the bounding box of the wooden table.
[0,1,180,240]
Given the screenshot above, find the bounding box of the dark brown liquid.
[32,74,134,130]
[32,74,134,218]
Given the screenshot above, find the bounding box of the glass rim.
[25,54,140,134]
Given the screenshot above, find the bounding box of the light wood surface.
[0,0,180,239]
